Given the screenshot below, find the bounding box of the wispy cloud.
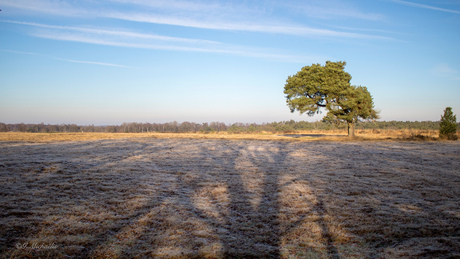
[0,0,85,16]
[103,11,392,40]
[31,27,321,62]
[390,0,460,14]
[281,0,386,21]
[0,49,42,56]
[109,0,385,22]
[0,48,127,68]
[0,0,393,63]
[2,20,320,62]
[0,0,393,40]
[31,31,222,53]
[53,58,127,68]
[2,20,220,45]
[431,63,460,80]
[107,0,232,12]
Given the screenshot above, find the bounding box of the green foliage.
[284,61,379,136]
[439,107,458,140]
[228,124,245,133]
[1,120,452,134]
[326,85,379,123]
[0,123,8,132]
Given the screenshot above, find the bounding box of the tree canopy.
[284,61,379,137]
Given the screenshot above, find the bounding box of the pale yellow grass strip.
[0,129,444,143]
[0,132,336,142]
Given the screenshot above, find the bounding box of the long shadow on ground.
[1,139,459,258]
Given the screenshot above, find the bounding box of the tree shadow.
[215,141,284,257]
[314,198,341,259]
[177,139,344,258]
[286,141,460,258]
[0,139,188,257]
[2,139,459,258]
[0,139,351,258]
[140,139,286,257]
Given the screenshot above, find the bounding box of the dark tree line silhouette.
[0,120,451,133]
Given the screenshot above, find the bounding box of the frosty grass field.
[0,133,459,258]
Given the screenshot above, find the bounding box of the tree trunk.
[348,121,355,138]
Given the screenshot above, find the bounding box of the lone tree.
[439,107,458,140]
[284,61,378,138]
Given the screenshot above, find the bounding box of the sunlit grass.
[0,129,448,142]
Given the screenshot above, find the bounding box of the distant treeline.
[0,120,453,133]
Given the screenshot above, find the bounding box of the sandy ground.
[0,138,459,258]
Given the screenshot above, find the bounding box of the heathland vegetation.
[0,120,451,134]
[1,138,459,258]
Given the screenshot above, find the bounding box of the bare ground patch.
[0,139,459,258]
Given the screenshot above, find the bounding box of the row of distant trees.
[0,120,455,134]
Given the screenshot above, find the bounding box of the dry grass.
[0,131,341,142]
[1,136,459,258]
[0,132,157,142]
[0,129,452,143]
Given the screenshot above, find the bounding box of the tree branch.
[305,92,327,107]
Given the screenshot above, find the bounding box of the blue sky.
[0,0,459,125]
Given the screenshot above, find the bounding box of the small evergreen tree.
[439,107,458,140]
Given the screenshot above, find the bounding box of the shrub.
[439,107,458,140]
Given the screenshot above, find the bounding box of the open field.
[0,129,448,143]
[1,135,459,258]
